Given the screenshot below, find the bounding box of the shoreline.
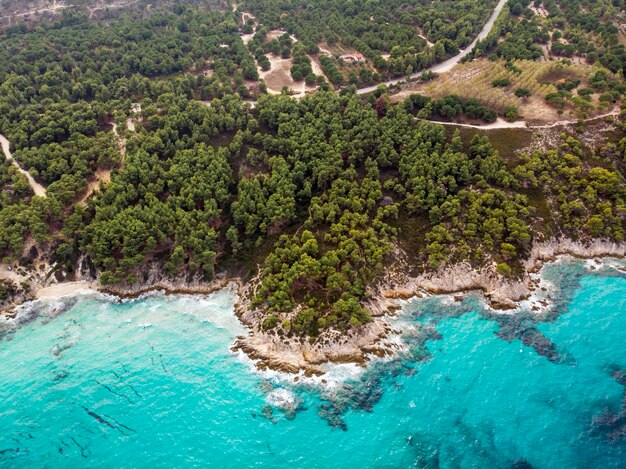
[2,238,625,376]
[369,238,626,314]
[231,238,626,375]
[95,276,242,301]
[35,281,97,300]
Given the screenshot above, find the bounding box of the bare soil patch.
[259,53,322,96]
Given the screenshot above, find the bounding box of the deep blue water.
[1,260,626,468]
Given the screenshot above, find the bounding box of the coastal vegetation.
[0,0,626,341]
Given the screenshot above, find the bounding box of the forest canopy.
[0,0,625,337]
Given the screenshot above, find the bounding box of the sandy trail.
[77,114,137,205]
[0,134,47,197]
[0,1,71,20]
[432,118,527,130]
[87,0,140,18]
[309,57,327,80]
[77,168,111,205]
[318,46,333,57]
[241,32,255,45]
[416,27,434,47]
[427,109,621,130]
[240,11,257,45]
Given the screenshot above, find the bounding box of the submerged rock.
[408,433,440,469]
[261,405,276,423]
[348,378,384,413]
[591,368,626,443]
[50,341,74,357]
[592,407,626,443]
[494,316,562,363]
[317,404,347,431]
[612,369,626,387]
[315,374,386,431]
[519,328,561,363]
[511,459,534,469]
[326,376,385,414]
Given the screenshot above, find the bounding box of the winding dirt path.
[0,2,72,21]
[77,114,138,205]
[239,11,257,45]
[429,109,621,130]
[0,134,47,197]
[416,27,435,47]
[87,0,140,18]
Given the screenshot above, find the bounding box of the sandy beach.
[35,281,96,300]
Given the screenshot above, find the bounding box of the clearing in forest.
[255,32,329,96]
[260,55,316,96]
[317,40,361,58]
[393,58,620,124]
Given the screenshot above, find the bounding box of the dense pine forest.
[1,0,626,337]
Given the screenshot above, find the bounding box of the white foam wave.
[265,388,298,409]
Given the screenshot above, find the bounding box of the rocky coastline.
[231,238,626,375]
[2,238,626,376]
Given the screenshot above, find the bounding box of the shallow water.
[1,261,626,468]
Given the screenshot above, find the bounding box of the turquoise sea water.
[1,260,626,468]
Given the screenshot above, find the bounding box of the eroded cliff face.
[401,264,531,309]
[232,274,384,374]
[95,266,238,300]
[0,278,33,314]
[370,239,626,312]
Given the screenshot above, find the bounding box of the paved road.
[355,0,509,95]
